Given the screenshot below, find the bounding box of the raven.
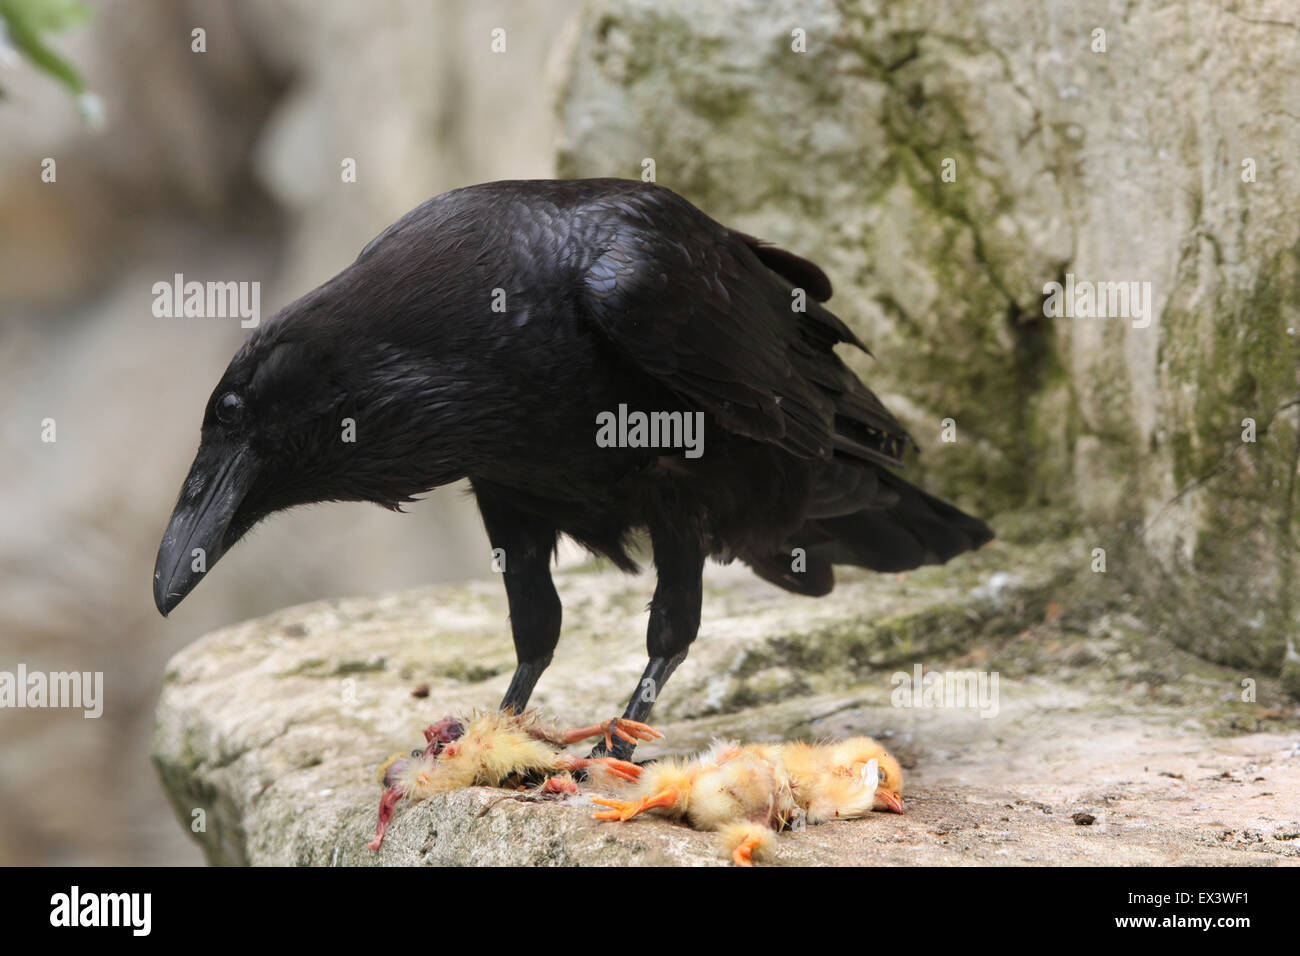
[154,178,992,758]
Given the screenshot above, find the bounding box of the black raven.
[154,178,992,757]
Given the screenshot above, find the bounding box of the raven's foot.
[591,787,679,822]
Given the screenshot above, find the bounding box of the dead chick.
[592,740,796,865]
[368,710,659,850]
[761,737,905,819]
[591,735,902,865]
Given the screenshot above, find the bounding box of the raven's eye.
[215,391,244,424]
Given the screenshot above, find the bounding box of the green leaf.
[0,0,91,94]
[1,0,91,33]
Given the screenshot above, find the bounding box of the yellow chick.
[764,736,905,819]
[592,739,796,865]
[592,735,902,865]
[369,711,658,850]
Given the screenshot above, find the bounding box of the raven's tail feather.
[811,472,993,573]
[746,471,993,593]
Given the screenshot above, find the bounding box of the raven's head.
[153,289,471,616]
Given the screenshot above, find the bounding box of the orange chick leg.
[732,836,762,867]
[560,755,643,783]
[555,718,662,750]
[591,788,679,822]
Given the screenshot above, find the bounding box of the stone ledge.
[152,544,1300,866]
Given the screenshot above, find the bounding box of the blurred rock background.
[2,0,1297,865]
[0,0,580,864]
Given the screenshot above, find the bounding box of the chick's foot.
[732,836,762,867]
[557,717,662,750]
[591,787,679,822]
[561,755,643,782]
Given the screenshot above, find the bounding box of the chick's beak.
[878,791,904,814]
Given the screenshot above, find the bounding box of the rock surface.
[557,0,1300,682]
[153,546,1300,865]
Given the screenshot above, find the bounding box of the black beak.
[153,445,257,616]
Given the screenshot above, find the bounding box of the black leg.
[499,658,552,713]
[472,484,562,714]
[593,522,705,760]
[619,649,689,726]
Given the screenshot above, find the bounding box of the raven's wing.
[578,192,912,469]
